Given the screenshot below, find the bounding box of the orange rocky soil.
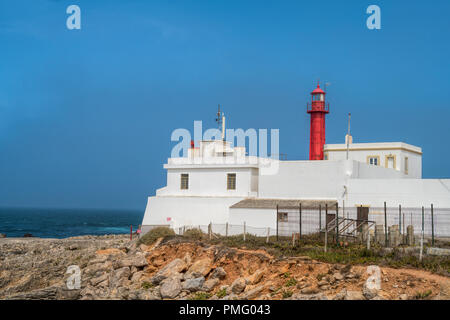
[1,235,448,300]
[139,238,450,300]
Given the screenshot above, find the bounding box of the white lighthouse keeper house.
[141,87,450,236]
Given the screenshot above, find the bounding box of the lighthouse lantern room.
[307,83,329,160]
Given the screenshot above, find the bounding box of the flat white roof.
[324,142,422,155]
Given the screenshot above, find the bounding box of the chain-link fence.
[175,223,277,238]
[172,203,449,249]
[276,203,450,244]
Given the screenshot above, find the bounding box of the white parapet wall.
[141,196,244,234]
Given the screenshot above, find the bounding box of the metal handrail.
[323,217,375,236]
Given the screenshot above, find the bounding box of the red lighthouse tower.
[307,83,329,160]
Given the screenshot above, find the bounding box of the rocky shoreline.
[0,235,449,300]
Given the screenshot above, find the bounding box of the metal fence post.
[324,203,328,251]
[276,204,279,241]
[402,213,405,243]
[420,206,424,261]
[367,228,371,250]
[209,222,212,240]
[243,221,246,241]
[399,204,402,235]
[266,227,270,243]
[225,222,228,237]
[319,204,322,231]
[384,202,388,247]
[299,203,302,240]
[335,203,339,246]
[403,213,405,234]
[431,204,435,246]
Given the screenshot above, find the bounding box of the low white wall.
[229,208,277,229]
[141,196,244,231]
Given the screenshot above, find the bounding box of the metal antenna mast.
[215,104,222,130]
[346,113,351,160]
[215,104,225,141]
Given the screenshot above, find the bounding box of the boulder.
[300,286,319,294]
[90,273,109,286]
[210,267,227,280]
[131,271,144,283]
[109,267,131,288]
[289,293,328,300]
[114,254,148,269]
[229,277,247,294]
[241,285,265,300]
[318,279,328,286]
[151,258,187,284]
[84,261,113,277]
[247,269,265,285]
[182,277,205,292]
[345,290,365,300]
[184,258,213,279]
[202,278,220,292]
[333,273,344,281]
[362,284,379,300]
[160,277,182,299]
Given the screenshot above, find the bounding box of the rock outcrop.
[0,235,448,300]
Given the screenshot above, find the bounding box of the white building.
[141,135,450,235]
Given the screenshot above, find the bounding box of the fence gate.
[357,206,369,232]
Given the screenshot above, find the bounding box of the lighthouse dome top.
[311,84,325,95]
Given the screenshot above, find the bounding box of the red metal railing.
[307,102,330,113]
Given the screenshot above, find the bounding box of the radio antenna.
[346,113,351,160]
[215,104,226,141]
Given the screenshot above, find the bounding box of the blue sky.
[1,0,449,210]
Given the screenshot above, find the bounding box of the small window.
[386,155,395,169]
[180,174,189,190]
[368,156,379,166]
[278,212,288,222]
[405,157,409,174]
[227,173,236,190]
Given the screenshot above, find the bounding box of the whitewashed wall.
[258,160,347,200]
[142,196,244,230]
[324,143,422,178]
[346,179,450,208]
[158,167,256,197]
[229,208,277,229]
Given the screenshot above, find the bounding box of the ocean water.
[0,207,144,238]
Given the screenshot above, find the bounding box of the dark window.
[180,174,189,190]
[227,173,236,190]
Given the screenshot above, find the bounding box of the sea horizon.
[0,207,144,239]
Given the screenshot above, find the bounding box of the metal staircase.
[322,216,375,239]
